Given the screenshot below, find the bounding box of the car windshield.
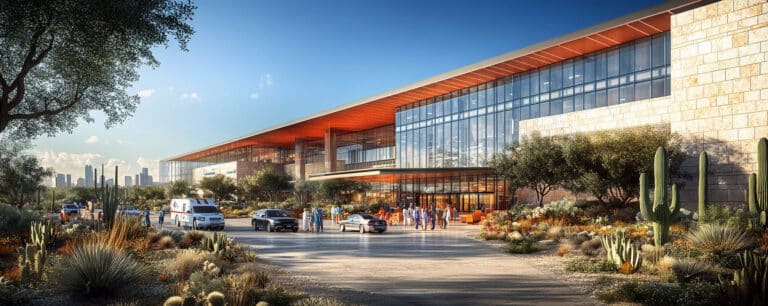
[360,214,375,219]
[193,206,218,213]
[266,210,289,218]
[64,204,77,209]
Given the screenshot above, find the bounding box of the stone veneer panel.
[519,0,768,206]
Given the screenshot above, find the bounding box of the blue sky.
[32,0,664,184]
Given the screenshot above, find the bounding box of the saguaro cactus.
[102,165,120,228]
[698,151,708,220]
[640,147,680,246]
[748,138,768,228]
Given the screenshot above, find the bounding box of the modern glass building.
[163,0,768,209]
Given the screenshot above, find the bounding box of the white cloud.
[249,92,260,100]
[168,86,175,92]
[259,73,273,88]
[137,89,156,98]
[179,92,201,102]
[84,136,99,144]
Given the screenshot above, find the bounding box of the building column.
[294,138,306,181]
[324,128,337,173]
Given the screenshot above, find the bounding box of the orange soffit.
[169,0,706,162]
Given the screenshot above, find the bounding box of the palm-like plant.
[686,224,751,259]
[49,243,148,296]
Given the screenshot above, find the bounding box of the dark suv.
[251,209,299,232]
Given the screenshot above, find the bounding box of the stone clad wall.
[519,0,768,206]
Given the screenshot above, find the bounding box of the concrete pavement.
[186,218,594,306]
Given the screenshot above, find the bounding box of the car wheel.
[359,225,365,234]
[176,218,180,228]
[292,228,298,232]
[340,225,345,232]
[267,223,273,232]
[254,222,259,231]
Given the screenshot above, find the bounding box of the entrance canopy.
[307,167,496,182]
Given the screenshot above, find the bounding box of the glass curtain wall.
[395,32,671,168]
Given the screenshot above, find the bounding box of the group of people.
[301,207,326,232]
[403,204,455,231]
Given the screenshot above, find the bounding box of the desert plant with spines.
[747,137,768,228]
[17,243,46,286]
[639,147,680,246]
[206,291,226,306]
[727,251,767,305]
[202,232,228,256]
[601,230,642,274]
[698,151,708,220]
[101,165,120,228]
[30,220,56,249]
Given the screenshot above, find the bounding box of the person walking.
[158,209,165,228]
[421,207,429,231]
[143,207,151,228]
[312,207,319,232]
[405,205,413,227]
[335,205,342,224]
[430,204,437,230]
[316,207,324,232]
[302,208,311,232]
[413,206,421,230]
[443,204,452,229]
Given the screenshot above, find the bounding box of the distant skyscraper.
[85,165,93,186]
[76,178,85,187]
[148,175,154,186]
[125,176,132,187]
[140,168,149,186]
[55,173,66,188]
[66,174,71,187]
[135,174,140,187]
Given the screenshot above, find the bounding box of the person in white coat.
[405,205,413,227]
[443,204,452,229]
[302,208,311,232]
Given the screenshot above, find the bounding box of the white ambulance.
[170,198,225,230]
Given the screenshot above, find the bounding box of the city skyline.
[28,0,663,183]
[47,164,154,188]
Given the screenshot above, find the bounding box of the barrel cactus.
[639,147,680,246]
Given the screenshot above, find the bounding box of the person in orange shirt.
[377,207,386,220]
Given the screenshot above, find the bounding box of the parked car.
[339,214,387,234]
[251,209,299,232]
[60,203,80,215]
[116,205,141,216]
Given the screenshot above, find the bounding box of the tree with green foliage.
[0,147,51,206]
[562,126,686,205]
[167,180,193,198]
[0,0,195,138]
[317,180,370,204]
[293,180,319,206]
[494,132,570,207]
[133,185,167,206]
[199,174,237,202]
[239,169,291,205]
[67,187,98,204]
[489,145,520,202]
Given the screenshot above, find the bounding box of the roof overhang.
[167,0,710,162]
[307,167,497,182]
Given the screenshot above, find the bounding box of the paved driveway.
[209,218,594,306]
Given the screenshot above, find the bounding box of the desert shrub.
[0,204,39,232]
[698,203,753,229]
[565,257,616,273]
[579,238,603,257]
[158,236,176,249]
[147,231,161,244]
[504,238,538,254]
[184,230,206,246]
[227,271,266,306]
[170,250,214,280]
[185,261,225,300]
[92,216,146,250]
[686,224,751,265]
[595,280,725,306]
[48,243,148,296]
[670,258,719,283]
[640,244,665,264]
[556,244,572,256]
[546,226,564,240]
[159,229,185,244]
[260,285,295,306]
[291,296,346,306]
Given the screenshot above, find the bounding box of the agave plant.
[686,224,751,259]
[48,243,148,296]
